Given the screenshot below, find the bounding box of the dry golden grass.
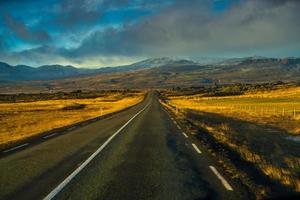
[0,92,144,147]
[168,86,300,134]
[163,86,300,192]
[195,121,300,191]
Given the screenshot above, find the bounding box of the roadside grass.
[168,86,300,134]
[161,85,300,195]
[0,92,144,149]
[187,111,300,192]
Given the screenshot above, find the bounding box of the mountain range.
[0,57,195,81]
[0,57,299,93]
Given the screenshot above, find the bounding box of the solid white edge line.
[192,143,202,154]
[43,103,150,200]
[209,165,233,191]
[182,132,188,138]
[3,143,29,153]
[43,133,58,139]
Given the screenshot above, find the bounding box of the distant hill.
[0,57,194,81]
[0,62,84,81]
[0,57,299,93]
[128,57,196,68]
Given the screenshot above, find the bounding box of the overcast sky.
[0,0,299,67]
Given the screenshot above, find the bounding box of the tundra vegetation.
[160,82,300,198]
[0,90,144,149]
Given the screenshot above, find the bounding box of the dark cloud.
[1,0,299,67]
[56,0,130,27]
[54,0,172,28]
[0,36,5,52]
[0,0,33,5]
[64,0,300,58]
[3,13,50,43]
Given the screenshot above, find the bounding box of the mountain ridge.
[0,57,197,81]
[0,57,299,85]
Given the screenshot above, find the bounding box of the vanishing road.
[0,92,250,200]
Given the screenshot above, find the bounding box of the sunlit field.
[169,86,300,134]
[162,85,300,194]
[0,92,144,148]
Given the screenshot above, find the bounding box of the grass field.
[0,91,144,148]
[168,86,300,134]
[162,85,300,194]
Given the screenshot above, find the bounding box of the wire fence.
[172,101,300,119]
[207,104,300,118]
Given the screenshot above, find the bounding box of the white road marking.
[3,143,29,153]
[174,121,177,125]
[68,127,75,131]
[177,125,181,129]
[182,132,188,138]
[43,103,150,200]
[192,143,202,154]
[43,133,58,139]
[104,116,114,121]
[209,166,233,191]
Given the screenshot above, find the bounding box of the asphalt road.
[0,92,250,200]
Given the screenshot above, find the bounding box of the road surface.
[0,92,250,200]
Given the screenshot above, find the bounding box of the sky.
[0,0,299,67]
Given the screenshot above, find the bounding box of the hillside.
[0,57,193,81]
[0,57,299,93]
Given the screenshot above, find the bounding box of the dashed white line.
[105,116,114,121]
[3,143,29,153]
[209,166,233,191]
[192,143,202,154]
[43,133,58,139]
[182,132,188,138]
[68,127,75,131]
[177,125,181,130]
[43,103,150,200]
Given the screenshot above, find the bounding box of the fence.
[213,104,300,118]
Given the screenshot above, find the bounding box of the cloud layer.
[70,0,300,56]
[0,0,299,67]
[3,13,50,44]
